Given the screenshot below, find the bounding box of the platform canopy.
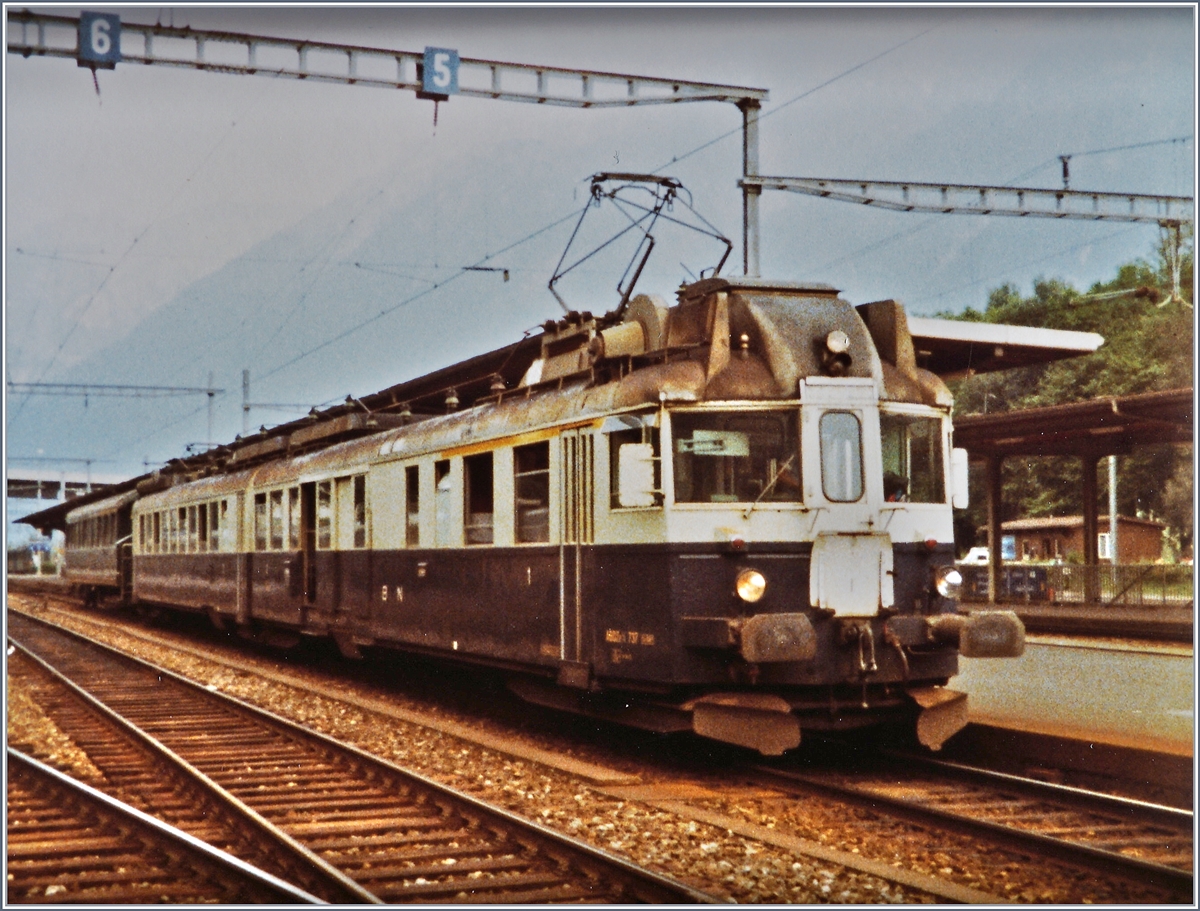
[953,387,1193,460]
[907,316,1104,377]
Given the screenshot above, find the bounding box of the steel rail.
[749,757,1192,898]
[7,748,325,904]
[882,749,1194,829]
[7,637,384,903]
[7,611,719,904]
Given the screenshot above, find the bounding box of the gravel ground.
[6,596,1183,904]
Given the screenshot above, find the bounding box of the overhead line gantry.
[740,175,1193,226]
[9,10,1191,278]
[7,9,769,273]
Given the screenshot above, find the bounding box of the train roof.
[18,478,142,534]
[65,489,140,523]
[17,276,1107,531]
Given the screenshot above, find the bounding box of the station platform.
[977,599,1193,643]
[955,632,1194,759]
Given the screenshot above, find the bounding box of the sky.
[4,4,1196,480]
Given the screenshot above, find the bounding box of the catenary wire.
[254,205,587,384]
[256,22,949,392]
[11,118,245,423]
[907,226,1139,311]
[648,20,949,175]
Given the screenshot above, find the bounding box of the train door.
[301,482,317,607]
[280,484,315,626]
[799,378,894,617]
[118,539,133,603]
[558,430,594,680]
[235,492,251,625]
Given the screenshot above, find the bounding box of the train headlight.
[825,330,850,355]
[821,330,852,376]
[933,566,963,599]
[736,569,767,603]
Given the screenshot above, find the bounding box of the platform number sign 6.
[78,11,121,69]
[422,47,459,97]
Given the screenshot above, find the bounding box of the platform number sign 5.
[78,11,121,68]
[421,47,459,98]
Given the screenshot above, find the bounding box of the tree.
[948,231,1194,558]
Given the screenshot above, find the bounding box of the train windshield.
[880,411,946,503]
[672,410,800,503]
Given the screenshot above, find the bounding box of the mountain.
[8,135,651,475]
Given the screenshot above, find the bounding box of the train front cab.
[126,372,1023,756]
[584,380,1024,755]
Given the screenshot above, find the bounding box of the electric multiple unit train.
[47,274,1026,754]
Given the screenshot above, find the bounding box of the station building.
[998,514,1166,564]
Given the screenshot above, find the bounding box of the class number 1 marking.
[78,11,121,69]
[422,47,459,96]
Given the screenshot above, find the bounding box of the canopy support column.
[1081,453,1101,602]
[986,455,1003,605]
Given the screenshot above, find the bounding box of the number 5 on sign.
[422,47,459,96]
[78,11,121,69]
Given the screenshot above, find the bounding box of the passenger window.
[208,502,220,552]
[153,512,161,553]
[198,503,208,553]
[515,442,550,543]
[819,411,864,502]
[405,465,420,546]
[610,427,662,508]
[254,493,268,551]
[353,475,367,548]
[435,460,453,546]
[464,453,494,545]
[316,481,333,549]
[178,508,187,552]
[672,411,799,504]
[880,413,946,503]
[288,488,301,549]
[269,490,285,550]
[187,505,198,552]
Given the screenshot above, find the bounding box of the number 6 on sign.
[422,47,459,97]
[78,11,121,69]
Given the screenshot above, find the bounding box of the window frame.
[463,452,494,546]
[668,406,802,507]
[405,464,420,547]
[878,406,949,506]
[818,410,865,504]
[514,441,551,543]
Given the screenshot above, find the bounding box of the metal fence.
[959,563,1194,607]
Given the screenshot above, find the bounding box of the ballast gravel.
[5,596,1180,904]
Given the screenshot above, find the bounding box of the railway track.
[7,642,378,903]
[10,592,1190,903]
[7,748,322,904]
[751,750,1194,899]
[7,611,715,904]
